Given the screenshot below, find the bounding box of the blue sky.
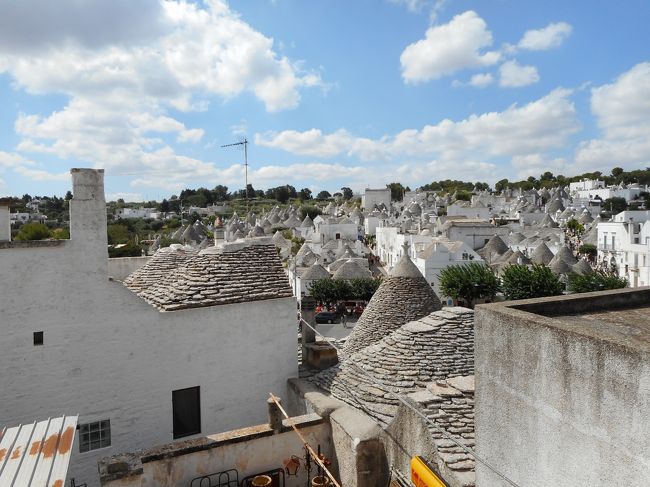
[0,0,649,201]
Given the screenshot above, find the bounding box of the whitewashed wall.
[0,170,297,486]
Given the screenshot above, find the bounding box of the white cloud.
[106,192,145,202]
[574,62,650,171]
[257,88,579,163]
[512,154,568,179]
[518,22,573,51]
[469,73,494,88]
[499,60,540,87]
[400,11,501,83]
[0,151,33,168]
[0,1,328,191]
[14,166,69,181]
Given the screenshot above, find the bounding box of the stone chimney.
[0,198,11,242]
[69,169,108,274]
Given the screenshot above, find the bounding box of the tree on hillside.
[501,264,563,301]
[340,187,354,200]
[317,190,331,199]
[603,197,627,214]
[298,188,313,200]
[438,263,499,308]
[386,182,409,201]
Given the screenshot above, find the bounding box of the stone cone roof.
[300,215,314,228]
[343,254,441,354]
[182,225,203,243]
[310,308,474,425]
[509,232,525,244]
[549,256,573,275]
[506,250,531,265]
[572,259,593,275]
[477,235,508,262]
[332,259,372,280]
[583,223,598,245]
[579,211,594,224]
[271,230,289,247]
[547,198,565,213]
[553,246,578,265]
[302,263,331,281]
[530,242,554,265]
[123,246,198,292]
[540,213,558,228]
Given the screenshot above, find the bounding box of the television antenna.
[221,137,249,212]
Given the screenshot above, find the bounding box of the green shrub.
[567,272,628,293]
[501,264,563,301]
[15,222,51,241]
[438,263,499,308]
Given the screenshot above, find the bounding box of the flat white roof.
[0,415,78,487]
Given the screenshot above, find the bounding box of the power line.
[222,138,249,213]
[299,316,528,487]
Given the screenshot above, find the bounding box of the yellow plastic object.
[410,456,448,487]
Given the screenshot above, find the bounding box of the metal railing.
[190,468,239,487]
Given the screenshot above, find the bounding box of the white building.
[569,179,605,192]
[447,202,492,220]
[115,207,158,219]
[414,238,483,299]
[314,217,360,244]
[375,226,434,269]
[597,210,650,287]
[438,219,509,250]
[0,169,296,486]
[361,188,391,210]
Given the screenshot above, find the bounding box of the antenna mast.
[221,138,249,212]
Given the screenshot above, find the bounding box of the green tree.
[299,205,322,221]
[386,182,408,202]
[567,272,628,293]
[495,179,510,192]
[298,188,313,200]
[50,228,70,240]
[316,190,331,199]
[438,263,499,308]
[15,222,50,241]
[611,167,624,178]
[501,264,563,301]
[107,224,131,244]
[603,197,628,214]
[578,243,597,258]
[349,277,381,301]
[566,218,585,235]
[340,187,354,200]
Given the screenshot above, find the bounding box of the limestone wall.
[474,293,650,487]
[107,256,151,280]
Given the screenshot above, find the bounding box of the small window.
[79,420,111,453]
[173,386,201,439]
[33,331,43,346]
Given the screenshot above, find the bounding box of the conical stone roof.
[301,263,331,281]
[572,259,593,275]
[343,253,442,354]
[477,235,509,262]
[311,308,474,425]
[531,242,554,265]
[332,259,372,280]
[549,257,573,275]
[506,250,532,265]
[552,246,578,266]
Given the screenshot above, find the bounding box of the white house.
[447,202,492,220]
[569,179,605,192]
[0,169,296,486]
[314,216,360,244]
[361,188,391,210]
[597,210,650,287]
[414,238,483,299]
[438,219,509,250]
[375,226,435,270]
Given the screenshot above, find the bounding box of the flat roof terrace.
[479,286,650,353]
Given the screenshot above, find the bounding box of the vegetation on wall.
[567,272,628,293]
[501,264,564,301]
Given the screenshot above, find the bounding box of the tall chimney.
[0,198,11,242]
[69,169,108,275]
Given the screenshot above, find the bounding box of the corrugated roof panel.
[0,416,78,487]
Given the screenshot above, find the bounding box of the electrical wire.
[299,316,529,487]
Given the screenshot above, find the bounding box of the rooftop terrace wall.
[474,289,650,486]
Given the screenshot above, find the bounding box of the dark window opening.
[33,331,44,346]
[173,386,201,439]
